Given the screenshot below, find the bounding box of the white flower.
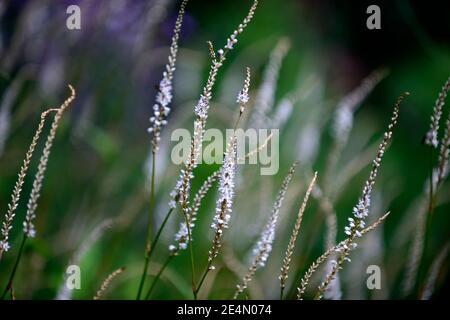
[194,95,209,120]
[170,221,192,252]
[23,220,36,238]
[147,0,189,150]
[252,216,276,268]
[424,77,450,148]
[0,240,10,252]
[156,76,173,107]
[148,72,174,149]
[248,164,297,269]
[211,138,237,233]
[424,130,439,148]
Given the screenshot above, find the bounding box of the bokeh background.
[0,0,449,299]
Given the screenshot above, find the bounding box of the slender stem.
[280,287,284,300]
[194,263,212,298]
[137,207,174,300]
[188,112,245,300]
[137,151,156,300]
[152,208,174,259]
[181,209,196,299]
[1,235,27,300]
[189,239,196,299]
[428,149,434,216]
[144,255,174,300]
[233,111,244,131]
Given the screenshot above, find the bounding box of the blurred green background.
[0,0,449,299]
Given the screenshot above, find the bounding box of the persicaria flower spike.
[148,0,188,152]
[424,76,450,148]
[237,67,251,114]
[208,137,237,264]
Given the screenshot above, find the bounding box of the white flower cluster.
[169,167,194,208]
[236,91,249,106]
[169,171,219,254]
[424,77,450,148]
[211,138,237,232]
[194,94,209,120]
[251,162,296,269]
[0,240,10,252]
[252,215,276,268]
[23,215,36,238]
[334,241,358,254]
[148,73,173,147]
[424,126,439,149]
[225,33,238,51]
[438,121,450,181]
[236,67,251,114]
[1,216,13,252]
[334,93,406,266]
[343,184,371,241]
[169,219,193,253]
[147,0,189,151]
[168,176,183,209]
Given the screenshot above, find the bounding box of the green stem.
[280,287,284,300]
[152,208,174,258]
[181,209,196,299]
[194,263,211,299]
[144,255,174,300]
[1,235,27,300]
[428,149,434,216]
[136,150,156,300]
[137,207,175,299]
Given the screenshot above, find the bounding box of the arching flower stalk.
[148,0,189,152]
[169,0,258,215]
[138,0,189,300]
[193,136,238,299]
[93,267,125,300]
[297,212,390,300]
[1,85,75,300]
[437,110,450,185]
[315,92,409,300]
[22,86,76,239]
[423,76,450,225]
[237,67,251,115]
[323,68,387,299]
[234,162,297,299]
[0,108,58,260]
[424,76,450,148]
[144,170,220,300]
[208,137,237,265]
[169,170,220,254]
[279,172,317,299]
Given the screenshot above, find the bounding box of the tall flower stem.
[137,206,174,300]
[137,150,156,299]
[194,262,212,299]
[144,255,174,300]
[1,235,27,300]
[181,207,197,299]
[428,149,435,216]
[152,208,174,258]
